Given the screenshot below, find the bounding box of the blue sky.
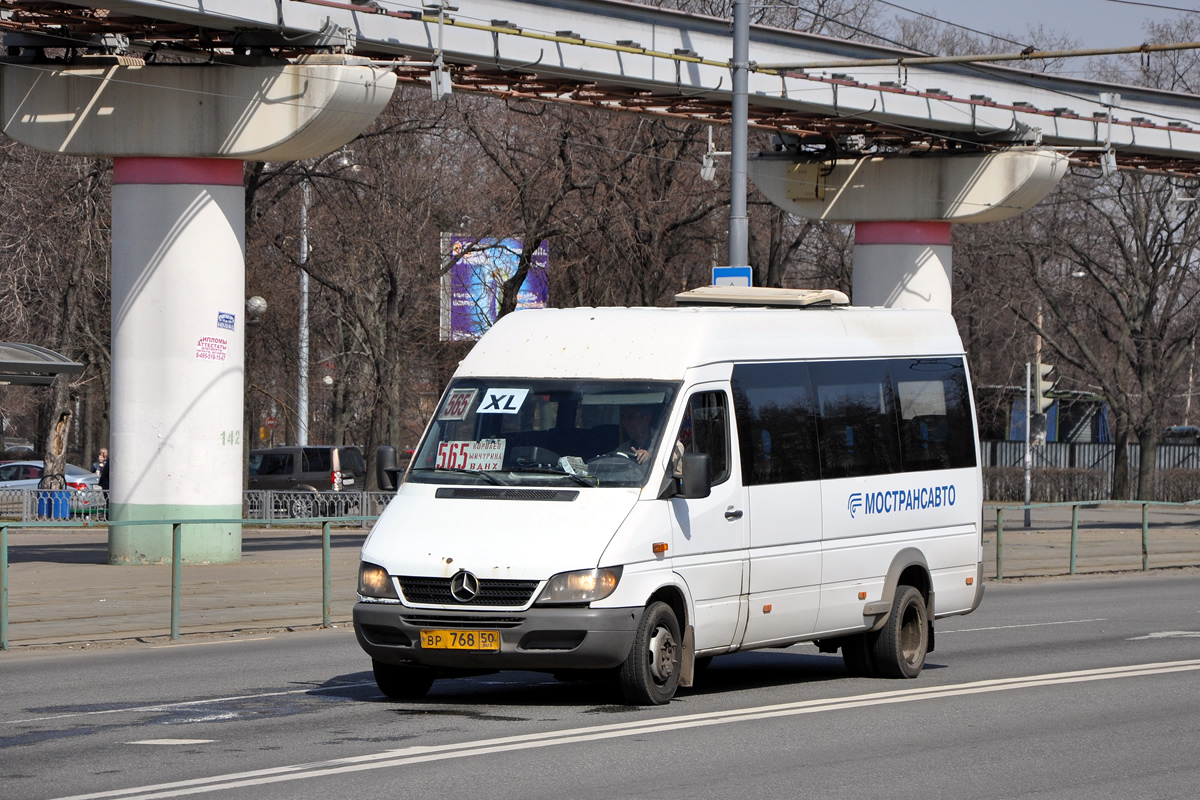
[901,0,1196,48]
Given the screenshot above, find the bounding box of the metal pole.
[322,521,332,628]
[171,522,182,640]
[1069,503,1079,575]
[1,525,8,650]
[298,179,311,447]
[1141,502,1149,571]
[728,0,749,269]
[995,507,1004,580]
[1024,362,1032,528]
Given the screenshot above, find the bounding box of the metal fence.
[0,489,394,525]
[983,441,1200,500]
[0,487,109,523]
[242,490,394,527]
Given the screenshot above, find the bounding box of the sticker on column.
[196,336,229,362]
[217,312,236,331]
[439,388,478,421]
[478,388,529,414]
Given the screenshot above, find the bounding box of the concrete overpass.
[2,0,1200,172]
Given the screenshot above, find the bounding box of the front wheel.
[870,585,929,678]
[372,660,435,700]
[618,601,682,705]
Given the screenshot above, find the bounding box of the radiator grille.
[435,487,578,501]
[398,576,540,607]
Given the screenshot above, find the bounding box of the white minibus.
[354,286,984,704]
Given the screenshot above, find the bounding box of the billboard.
[439,235,549,341]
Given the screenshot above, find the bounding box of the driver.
[618,405,655,464]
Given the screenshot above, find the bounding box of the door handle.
[725,507,743,521]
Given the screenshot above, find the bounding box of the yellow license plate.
[419,629,501,651]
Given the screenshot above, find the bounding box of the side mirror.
[680,453,712,499]
[376,445,401,492]
[657,452,712,500]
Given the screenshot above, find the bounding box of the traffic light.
[1034,363,1057,414]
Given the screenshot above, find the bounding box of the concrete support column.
[852,221,952,311]
[109,158,246,564]
[2,58,395,564]
[746,149,1069,309]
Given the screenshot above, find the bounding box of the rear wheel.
[618,601,682,705]
[372,660,435,699]
[870,585,929,678]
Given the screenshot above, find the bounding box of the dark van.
[248,446,367,492]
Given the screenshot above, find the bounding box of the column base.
[108,503,242,565]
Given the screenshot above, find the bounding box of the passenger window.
[894,358,977,471]
[811,359,901,479]
[302,448,332,473]
[731,362,820,485]
[675,391,731,484]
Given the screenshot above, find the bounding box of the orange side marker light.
[652,542,668,554]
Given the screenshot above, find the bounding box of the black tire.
[870,585,929,679]
[618,601,682,705]
[372,660,435,699]
[841,633,877,678]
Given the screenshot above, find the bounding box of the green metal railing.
[985,499,1200,580]
[1,515,375,651]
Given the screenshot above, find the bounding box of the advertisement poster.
[440,235,549,340]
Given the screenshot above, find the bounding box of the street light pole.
[298,179,310,447]
[728,0,750,269]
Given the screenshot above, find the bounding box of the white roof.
[455,305,965,380]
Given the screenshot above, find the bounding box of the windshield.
[408,379,679,488]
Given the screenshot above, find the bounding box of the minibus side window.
[893,358,977,471]
[731,362,820,485]
[811,360,902,480]
[676,391,732,485]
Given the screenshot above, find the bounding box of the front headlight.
[535,567,622,605]
[358,561,399,600]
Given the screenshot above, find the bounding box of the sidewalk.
[2,505,1200,651]
[2,525,367,650]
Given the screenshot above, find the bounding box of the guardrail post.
[2,525,8,651]
[171,522,182,640]
[1069,503,1079,575]
[322,520,332,628]
[1141,502,1149,571]
[995,507,1004,580]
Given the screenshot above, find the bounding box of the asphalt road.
[2,572,1198,800]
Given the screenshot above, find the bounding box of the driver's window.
[675,391,731,484]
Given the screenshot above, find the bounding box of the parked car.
[0,461,99,490]
[248,446,367,517]
[0,461,104,517]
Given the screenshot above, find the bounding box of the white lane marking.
[4,682,377,726]
[47,658,1200,800]
[941,618,1107,633]
[156,637,277,649]
[1128,630,1200,640]
[126,740,215,746]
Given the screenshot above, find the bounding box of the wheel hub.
[648,626,676,682]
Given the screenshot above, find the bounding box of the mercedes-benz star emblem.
[449,570,480,602]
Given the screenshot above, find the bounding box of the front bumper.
[354,602,641,670]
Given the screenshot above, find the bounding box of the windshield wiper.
[508,466,595,487]
[412,467,505,486]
